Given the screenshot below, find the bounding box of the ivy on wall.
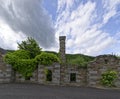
[4,50,37,79]
[4,51,60,79]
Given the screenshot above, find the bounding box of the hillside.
[46,51,95,67]
[0,48,7,54]
[66,54,95,67]
[1,49,95,68]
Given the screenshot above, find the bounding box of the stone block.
[55,64,60,67]
[118,67,120,70]
[89,71,97,74]
[6,74,11,77]
[54,70,60,73]
[38,74,44,77]
[115,80,120,87]
[0,73,3,77]
[6,69,11,72]
[6,64,11,67]
[0,79,4,82]
[76,79,81,83]
[21,78,25,81]
[38,79,44,83]
[30,78,35,82]
[89,76,98,80]
[4,78,11,82]
[89,81,96,85]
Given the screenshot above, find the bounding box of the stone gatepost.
[38,65,45,84]
[52,63,60,85]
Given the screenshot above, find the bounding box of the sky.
[0,0,120,56]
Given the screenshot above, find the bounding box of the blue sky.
[43,0,120,56]
[0,0,120,56]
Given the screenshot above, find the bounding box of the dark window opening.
[70,73,76,82]
[45,69,52,81]
[105,59,108,64]
[25,77,30,80]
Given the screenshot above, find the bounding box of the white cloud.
[0,0,56,50]
[0,19,26,49]
[55,0,118,56]
[57,0,76,13]
[102,0,120,24]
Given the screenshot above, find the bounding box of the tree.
[18,37,42,58]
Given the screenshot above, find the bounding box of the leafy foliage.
[101,70,118,87]
[44,69,52,81]
[35,52,60,66]
[4,52,18,66]
[4,50,37,79]
[18,37,42,58]
[11,50,30,59]
[13,59,37,79]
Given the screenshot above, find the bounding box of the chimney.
[59,36,66,63]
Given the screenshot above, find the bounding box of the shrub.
[101,70,118,87]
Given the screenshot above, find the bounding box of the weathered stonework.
[62,65,87,86]
[0,36,120,88]
[38,63,60,85]
[87,55,120,87]
[0,53,12,83]
[59,36,66,63]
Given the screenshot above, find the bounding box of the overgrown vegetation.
[4,37,95,79]
[66,54,95,68]
[4,37,60,79]
[44,69,52,81]
[4,50,37,79]
[101,70,118,87]
[35,52,60,66]
[46,52,95,68]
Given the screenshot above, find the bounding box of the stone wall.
[38,63,60,85]
[87,55,120,87]
[62,65,87,86]
[0,53,12,83]
[15,69,38,83]
[1,36,120,87]
[1,53,120,87]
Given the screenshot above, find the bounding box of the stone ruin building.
[0,36,120,87]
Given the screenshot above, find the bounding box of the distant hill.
[45,51,95,68]
[0,48,7,54]
[66,54,95,67]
